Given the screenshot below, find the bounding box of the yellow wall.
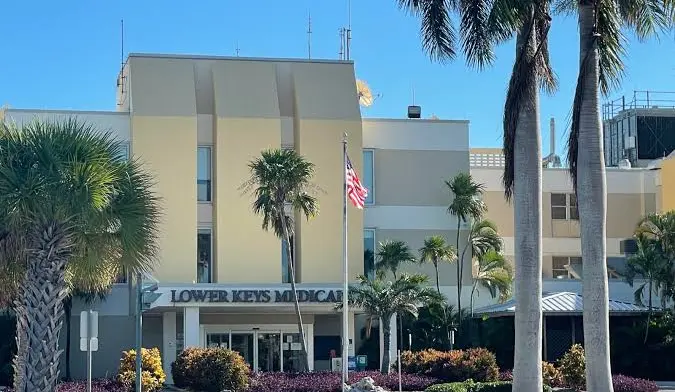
[214,117,282,283]
[132,116,198,282]
[127,55,364,284]
[661,157,675,212]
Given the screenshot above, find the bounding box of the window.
[197,229,212,283]
[281,234,295,284]
[364,229,376,279]
[551,193,578,220]
[198,147,212,202]
[551,256,582,279]
[363,150,374,205]
[118,142,130,162]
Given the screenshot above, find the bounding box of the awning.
[473,291,657,318]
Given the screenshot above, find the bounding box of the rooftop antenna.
[346,0,352,60]
[235,42,241,57]
[307,11,312,59]
[338,28,345,60]
[120,19,124,66]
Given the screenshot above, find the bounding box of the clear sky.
[0,0,673,151]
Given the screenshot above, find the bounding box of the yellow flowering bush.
[117,347,166,392]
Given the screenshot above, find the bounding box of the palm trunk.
[577,4,613,392]
[280,213,309,372]
[470,282,478,318]
[381,322,391,373]
[64,297,73,381]
[434,263,441,294]
[455,220,462,329]
[644,280,653,344]
[13,221,72,392]
[511,16,544,392]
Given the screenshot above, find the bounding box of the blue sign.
[348,356,357,370]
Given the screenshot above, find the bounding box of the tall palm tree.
[563,2,673,390]
[470,250,514,316]
[0,118,160,392]
[244,149,318,372]
[635,212,675,307]
[446,173,487,325]
[395,2,556,390]
[418,235,456,294]
[340,274,441,373]
[375,240,416,280]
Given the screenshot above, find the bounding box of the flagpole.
[342,133,349,390]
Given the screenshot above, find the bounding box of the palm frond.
[446,172,486,221]
[419,235,456,266]
[398,0,458,62]
[460,0,495,68]
[376,240,416,278]
[244,149,318,240]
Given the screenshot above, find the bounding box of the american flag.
[346,155,368,209]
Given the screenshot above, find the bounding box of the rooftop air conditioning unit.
[407,105,421,119]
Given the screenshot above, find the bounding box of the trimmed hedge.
[612,375,659,392]
[425,381,552,392]
[171,347,250,392]
[399,348,500,382]
[246,371,440,392]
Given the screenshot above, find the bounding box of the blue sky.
[0,0,673,151]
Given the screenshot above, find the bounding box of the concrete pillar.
[162,312,177,384]
[183,307,200,348]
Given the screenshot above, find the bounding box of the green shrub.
[117,347,165,392]
[171,347,250,392]
[425,381,552,392]
[171,347,203,388]
[399,348,499,382]
[425,382,470,392]
[558,344,586,391]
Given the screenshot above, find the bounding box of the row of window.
[196,147,375,205]
[195,229,377,283]
[551,193,578,220]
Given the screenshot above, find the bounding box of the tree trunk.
[64,298,73,381]
[280,213,309,372]
[577,4,613,392]
[455,220,463,329]
[470,282,478,318]
[381,322,391,374]
[512,16,544,392]
[434,263,441,294]
[645,280,652,344]
[13,221,73,392]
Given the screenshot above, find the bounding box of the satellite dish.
[356,79,374,107]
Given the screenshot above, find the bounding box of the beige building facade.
[4,53,471,380]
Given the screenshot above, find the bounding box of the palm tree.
[446,173,487,325]
[634,212,675,307]
[563,3,673,390]
[418,236,456,294]
[375,240,416,280]
[459,219,504,268]
[395,1,555,390]
[244,149,318,372]
[0,118,160,392]
[340,274,441,373]
[470,250,514,316]
[624,233,669,343]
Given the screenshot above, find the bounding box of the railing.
[603,90,675,120]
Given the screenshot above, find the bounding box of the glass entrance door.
[231,333,255,367]
[257,333,281,372]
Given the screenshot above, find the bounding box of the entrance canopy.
[473,292,656,318]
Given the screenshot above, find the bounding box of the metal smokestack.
[549,117,556,155]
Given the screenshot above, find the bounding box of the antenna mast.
[120,19,125,66]
[346,0,352,60]
[307,11,312,59]
[235,42,240,57]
